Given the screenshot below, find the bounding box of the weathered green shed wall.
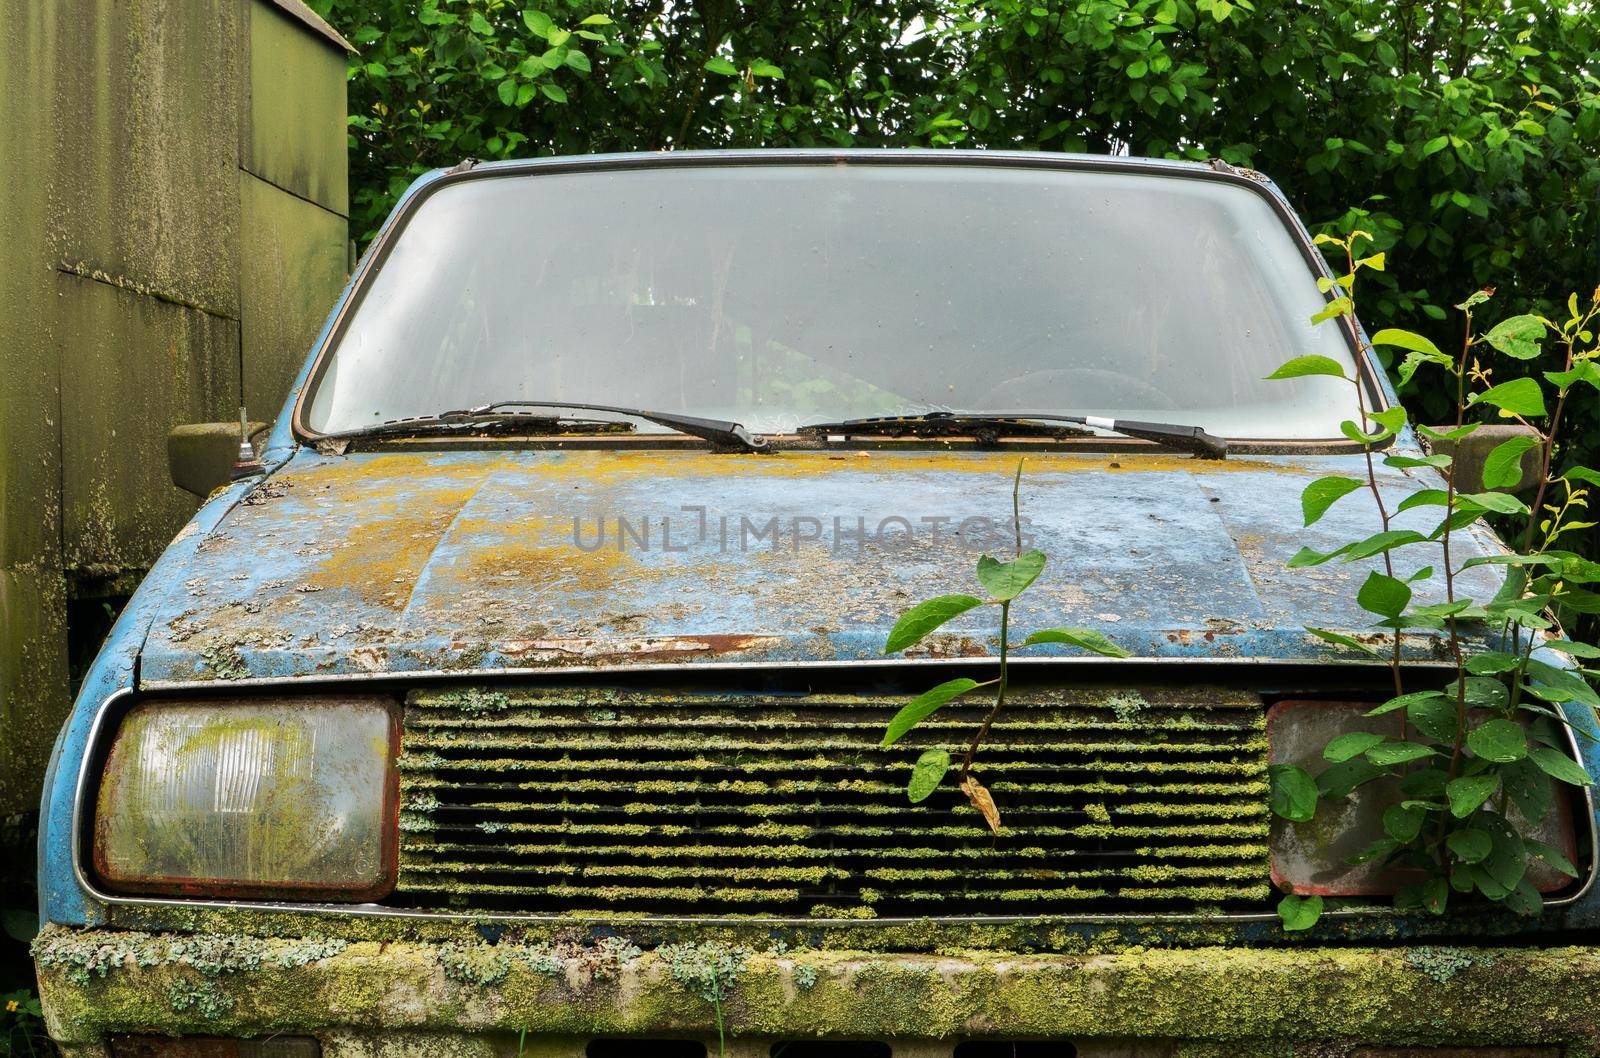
[0,0,351,812]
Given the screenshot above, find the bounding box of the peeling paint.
[133,448,1512,684]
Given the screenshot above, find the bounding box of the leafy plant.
[1266,231,1599,929]
[0,989,46,1057]
[880,459,1129,831]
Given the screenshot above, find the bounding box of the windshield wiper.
[797,411,1228,459]
[335,401,768,453]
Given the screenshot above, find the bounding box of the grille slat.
[391,686,1272,916]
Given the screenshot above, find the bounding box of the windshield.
[304,161,1363,439]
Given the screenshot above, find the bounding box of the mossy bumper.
[32,926,1600,1052]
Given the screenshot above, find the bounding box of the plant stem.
[1521,336,1574,555]
[1436,311,1475,848]
[962,456,1027,780]
[962,600,1009,780]
[1343,244,1404,702]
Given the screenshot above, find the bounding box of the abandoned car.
[34,151,1600,1056]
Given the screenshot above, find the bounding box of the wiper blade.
[797,411,1228,459]
[338,401,768,453]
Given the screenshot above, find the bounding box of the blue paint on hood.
[132,445,1508,684]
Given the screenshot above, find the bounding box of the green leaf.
[906,749,950,803]
[1418,422,1481,442]
[1324,731,1385,762]
[564,50,592,74]
[1447,827,1493,864]
[1370,328,1446,358]
[1348,836,1402,864]
[703,57,739,76]
[1311,297,1354,324]
[1366,741,1436,766]
[1526,838,1580,878]
[1457,289,1494,311]
[1407,692,1459,742]
[1314,757,1383,799]
[1386,454,1452,470]
[1467,718,1528,762]
[578,13,613,25]
[1276,892,1323,931]
[976,550,1047,601]
[1308,627,1381,657]
[540,83,568,103]
[1265,355,1350,381]
[1370,406,1409,432]
[1545,362,1600,392]
[1382,803,1425,842]
[1545,639,1600,659]
[1459,491,1530,515]
[1301,476,1364,525]
[1366,688,1445,716]
[1530,746,1593,786]
[1523,660,1600,709]
[882,679,981,747]
[884,595,985,654]
[522,9,554,36]
[1481,435,1540,489]
[1469,378,1547,418]
[1447,773,1500,817]
[1269,764,1319,822]
[1502,757,1553,823]
[1341,419,1393,445]
[1287,544,1346,568]
[1482,314,1547,359]
[1505,878,1543,916]
[1482,814,1529,890]
[1421,875,1450,915]
[749,61,785,79]
[1022,627,1132,658]
[1341,529,1429,562]
[1464,652,1521,675]
[1357,571,1412,618]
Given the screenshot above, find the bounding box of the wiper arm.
[335,401,768,453]
[797,411,1228,459]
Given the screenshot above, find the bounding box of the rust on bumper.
[33,926,1600,1056]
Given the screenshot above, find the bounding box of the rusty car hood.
[136,447,1508,684]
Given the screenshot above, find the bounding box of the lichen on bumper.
[31,926,1600,1052]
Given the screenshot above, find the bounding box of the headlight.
[1267,698,1582,897]
[93,696,398,900]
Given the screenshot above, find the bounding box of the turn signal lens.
[1267,699,1581,897]
[94,697,398,900]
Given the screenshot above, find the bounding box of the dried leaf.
[959,775,1001,835]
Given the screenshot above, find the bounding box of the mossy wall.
[0,0,350,811]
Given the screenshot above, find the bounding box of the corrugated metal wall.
[0,0,351,811]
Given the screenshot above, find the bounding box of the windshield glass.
[305,161,1363,439]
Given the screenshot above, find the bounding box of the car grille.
[390,684,1272,917]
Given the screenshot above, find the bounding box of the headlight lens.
[1267,698,1582,897]
[93,696,398,900]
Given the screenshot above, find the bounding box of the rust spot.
[498,634,783,663]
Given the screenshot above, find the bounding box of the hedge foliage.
[309,0,1600,474]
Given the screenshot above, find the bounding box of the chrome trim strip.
[71,681,1597,924]
[136,653,1468,693]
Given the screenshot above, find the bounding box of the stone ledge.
[33,927,1600,1053]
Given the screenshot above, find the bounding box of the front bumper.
[33,926,1600,1057]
